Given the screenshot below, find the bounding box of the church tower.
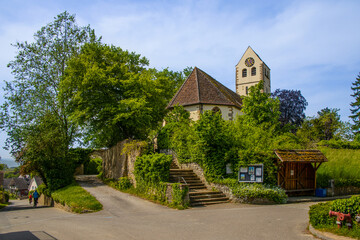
[235,46,270,96]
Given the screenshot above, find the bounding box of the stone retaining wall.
[327,186,360,197]
[91,139,143,186]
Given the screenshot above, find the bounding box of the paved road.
[0,178,317,240]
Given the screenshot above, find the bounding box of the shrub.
[230,183,288,204]
[134,153,172,184]
[118,177,132,190]
[170,183,189,209]
[85,157,102,175]
[309,202,335,227]
[331,195,360,216]
[0,190,9,203]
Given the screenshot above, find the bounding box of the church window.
[242,69,247,77]
[212,107,221,114]
[251,67,256,76]
[246,86,248,95]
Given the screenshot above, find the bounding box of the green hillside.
[317,147,360,187]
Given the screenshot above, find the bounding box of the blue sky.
[1,0,360,160]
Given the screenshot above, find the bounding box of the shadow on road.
[1,204,51,212]
[0,231,57,240]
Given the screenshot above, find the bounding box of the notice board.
[238,164,264,183]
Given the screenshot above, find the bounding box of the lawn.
[317,147,360,187]
[51,183,103,213]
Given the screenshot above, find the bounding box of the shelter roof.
[167,67,242,109]
[274,150,328,163]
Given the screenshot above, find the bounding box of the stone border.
[309,224,355,240]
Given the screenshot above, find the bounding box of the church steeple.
[235,46,270,96]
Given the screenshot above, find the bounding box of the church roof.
[167,67,242,109]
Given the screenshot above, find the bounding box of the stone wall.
[327,186,360,197]
[38,194,54,207]
[91,139,142,185]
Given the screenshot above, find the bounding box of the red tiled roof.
[167,67,242,109]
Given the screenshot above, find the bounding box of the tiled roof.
[4,177,28,190]
[274,150,328,163]
[167,67,242,109]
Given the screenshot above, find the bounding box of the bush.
[331,195,360,216]
[134,153,172,184]
[117,177,132,190]
[230,183,288,204]
[170,183,189,209]
[85,157,102,175]
[0,190,9,203]
[318,139,360,149]
[309,202,334,227]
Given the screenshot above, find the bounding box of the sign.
[238,164,264,183]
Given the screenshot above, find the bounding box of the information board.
[238,164,264,183]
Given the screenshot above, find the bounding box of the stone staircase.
[169,167,229,207]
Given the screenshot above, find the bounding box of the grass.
[317,147,360,187]
[315,225,360,240]
[0,202,10,210]
[51,183,103,213]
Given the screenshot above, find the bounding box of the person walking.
[28,193,33,205]
[33,189,39,207]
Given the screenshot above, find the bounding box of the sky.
[0,0,360,160]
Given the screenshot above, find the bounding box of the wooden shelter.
[274,150,328,196]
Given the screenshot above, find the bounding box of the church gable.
[167,67,242,109]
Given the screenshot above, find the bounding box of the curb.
[309,224,355,240]
[309,224,334,240]
[287,195,352,204]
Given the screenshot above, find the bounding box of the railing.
[179,176,187,185]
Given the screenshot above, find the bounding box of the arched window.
[212,107,221,114]
[242,69,247,77]
[246,86,248,95]
[251,67,256,76]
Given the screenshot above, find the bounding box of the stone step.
[170,169,193,172]
[191,200,229,207]
[191,197,229,203]
[169,179,202,184]
[188,185,207,190]
[189,191,222,195]
[190,193,226,199]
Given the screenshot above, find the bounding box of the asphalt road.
[0,179,317,240]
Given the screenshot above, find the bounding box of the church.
[167,46,271,121]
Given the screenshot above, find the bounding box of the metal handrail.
[179,176,187,185]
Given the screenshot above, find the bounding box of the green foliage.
[0,190,10,203]
[350,73,360,134]
[61,42,187,148]
[309,196,360,239]
[297,108,342,143]
[309,202,335,227]
[4,167,20,178]
[317,147,360,188]
[117,177,132,190]
[0,11,99,156]
[242,81,281,130]
[230,183,287,204]
[134,153,172,184]
[85,157,102,175]
[169,183,189,209]
[318,139,360,149]
[51,183,102,213]
[331,196,360,216]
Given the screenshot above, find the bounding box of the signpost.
[238,164,263,183]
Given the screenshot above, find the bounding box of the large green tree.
[0,11,99,156]
[61,42,187,148]
[350,73,360,134]
[0,12,99,190]
[241,81,281,130]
